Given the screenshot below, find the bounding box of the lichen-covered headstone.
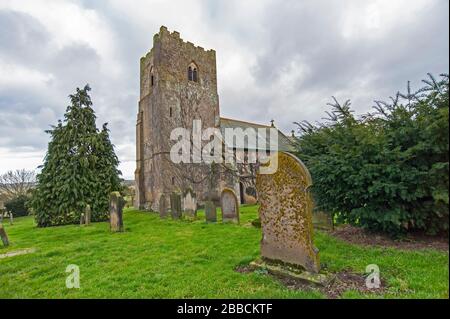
[220,188,239,223]
[205,201,217,222]
[256,152,320,273]
[170,193,182,219]
[109,192,125,232]
[183,189,197,218]
[0,224,9,247]
[159,194,168,218]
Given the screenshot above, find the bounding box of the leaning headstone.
[183,189,197,218]
[256,152,320,273]
[159,195,168,218]
[109,192,125,232]
[0,224,9,247]
[220,188,239,223]
[170,193,182,219]
[205,201,217,222]
[313,211,333,231]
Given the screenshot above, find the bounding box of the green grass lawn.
[0,205,448,298]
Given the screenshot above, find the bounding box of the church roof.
[219,117,295,152]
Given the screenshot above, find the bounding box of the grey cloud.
[248,0,449,126]
[0,10,50,63]
[0,0,448,179]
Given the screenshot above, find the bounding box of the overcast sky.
[0,0,448,179]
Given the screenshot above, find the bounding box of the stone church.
[135,26,294,211]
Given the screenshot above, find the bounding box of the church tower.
[135,26,220,210]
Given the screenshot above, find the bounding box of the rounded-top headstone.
[220,188,239,223]
[256,152,320,273]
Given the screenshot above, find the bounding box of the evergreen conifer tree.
[31,85,123,227]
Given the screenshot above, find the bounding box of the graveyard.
[0,205,448,299]
[0,2,448,305]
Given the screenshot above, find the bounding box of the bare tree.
[0,169,36,200]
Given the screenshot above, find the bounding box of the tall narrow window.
[188,66,193,81]
[193,68,198,82]
[169,107,173,117]
[188,62,198,82]
[150,66,154,87]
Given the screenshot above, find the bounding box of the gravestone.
[1,211,13,225]
[313,211,333,231]
[159,195,168,218]
[84,205,91,226]
[109,192,125,232]
[183,189,197,218]
[80,205,91,226]
[256,152,320,273]
[0,224,9,247]
[0,201,4,219]
[220,188,239,223]
[205,201,217,222]
[170,193,182,219]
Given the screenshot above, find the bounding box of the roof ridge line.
[220,116,271,128]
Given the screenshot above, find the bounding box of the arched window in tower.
[188,62,198,82]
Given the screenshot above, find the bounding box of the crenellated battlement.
[143,26,215,60]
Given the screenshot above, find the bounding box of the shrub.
[295,73,449,236]
[5,195,30,217]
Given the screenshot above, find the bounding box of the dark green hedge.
[296,74,449,236]
[5,195,30,217]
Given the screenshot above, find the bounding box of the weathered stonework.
[135,26,223,211]
[205,201,217,222]
[256,152,320,273]
[183,188,197,218]
[313,211,334,231]
[159,194,168,218]
[220,188,239,223]
[135,26,296,212]
[0,224,9,247]
[110,192,125,232]
[170,193,182,219]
